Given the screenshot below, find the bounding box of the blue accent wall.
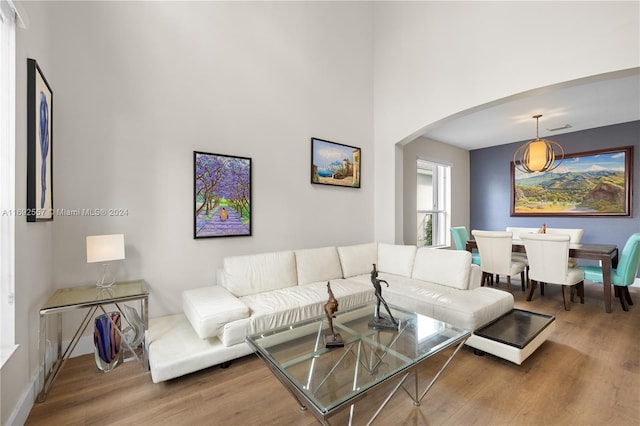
[470,120,640,252]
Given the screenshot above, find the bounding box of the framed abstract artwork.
[311,137,361,188]
[511,146,633,217]
[194,151,252,238]
[27,58,53,222]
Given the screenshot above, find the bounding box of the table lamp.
[86,234,125,287]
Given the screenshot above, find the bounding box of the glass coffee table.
[246,302,469,425]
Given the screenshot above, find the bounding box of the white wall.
[403,136,470,245]
[47,1,374,319]
[3,1,374,423]
[1,2,55,424]
[373,1,640,243]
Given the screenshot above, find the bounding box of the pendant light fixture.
[513,114,565,173]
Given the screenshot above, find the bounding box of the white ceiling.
[422,68,640,151]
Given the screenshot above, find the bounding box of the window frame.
[416,159,451,248]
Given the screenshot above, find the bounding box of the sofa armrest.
[183,286,250,339]
[468,264,482,289]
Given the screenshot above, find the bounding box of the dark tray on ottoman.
[465,309,556,364]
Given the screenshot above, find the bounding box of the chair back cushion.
[471,230,515,275]
[545,228,584,243]
[505,227,538,240]
[520,233,583,285]
[450,227,470,250]
[615,233,640,285]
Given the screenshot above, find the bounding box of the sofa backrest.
[377,243,417,277]
[222,251,297,297]
[295,246,343,285]
[337,243,378,278]
[412,247,472,290]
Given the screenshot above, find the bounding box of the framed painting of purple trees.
[194,151,252,238]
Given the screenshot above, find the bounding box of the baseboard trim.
[6,366,39,426]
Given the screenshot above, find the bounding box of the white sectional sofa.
[148,242,514,383]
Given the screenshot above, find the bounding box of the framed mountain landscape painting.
[511,146,632,217]
[194,151,252,238]
[311,138,361,188]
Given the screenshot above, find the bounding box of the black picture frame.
[311,137,361,188]
[27,58,53,222]
[194,151,252,238]
[511,146,633,217]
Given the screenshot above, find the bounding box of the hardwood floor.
[26,281,640,425]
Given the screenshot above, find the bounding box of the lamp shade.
[513,114,565,173]
[86,234,125,263]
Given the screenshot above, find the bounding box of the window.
[0,0,17,366]
[417,159,451,248]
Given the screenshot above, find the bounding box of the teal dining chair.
[450,226,481,266]
[578,233,640,311]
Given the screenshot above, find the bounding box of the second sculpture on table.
[369,264,398,330]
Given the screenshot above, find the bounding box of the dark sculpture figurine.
[369,264,399,330]
[323,282,344,347]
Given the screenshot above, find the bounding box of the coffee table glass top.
[246,303,469,415]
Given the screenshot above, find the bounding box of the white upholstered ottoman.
[465,309,556,365]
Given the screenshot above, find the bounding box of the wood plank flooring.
[26,281,640,425]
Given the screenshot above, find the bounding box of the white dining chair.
[471,230,526,292]
[545,228,584,267]
[520,233,585,310]
[505,226,538,286]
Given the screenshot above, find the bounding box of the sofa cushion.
[183,286,250,339]
[295,246,343,285]
[412,247,472,290]
[337,242,378,278]
[222,250,297,297]
[377,243,417,277]
[238,279,374,338]
[432,287,514,330]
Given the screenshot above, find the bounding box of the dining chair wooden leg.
[540,283,545,296]
[520,271,526,292]
[482,272,492,287]
[562,286,571,311]
[527,280,537,302]
[622,287,634,306]
[506,276,512,292]
[578,282,585,304]
[616,286,630,312]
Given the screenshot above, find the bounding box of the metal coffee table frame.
[247,303,470,425]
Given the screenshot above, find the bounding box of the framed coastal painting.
[26,58,53,222]
[511,146,633,217]
[194,151,252,238]
[311,138,361,188]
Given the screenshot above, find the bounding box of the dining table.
[466,240,619,313]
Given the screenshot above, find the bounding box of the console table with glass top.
[246,303,470,425]
[38,279,149,402]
